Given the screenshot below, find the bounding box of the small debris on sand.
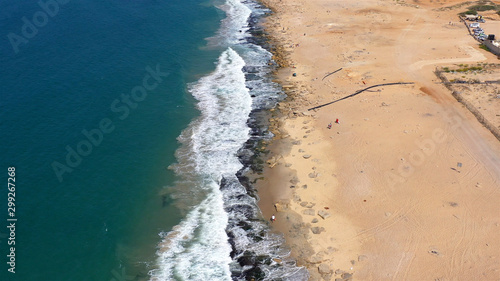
[311,227,325,234]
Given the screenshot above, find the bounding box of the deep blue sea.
[0,1,308,280]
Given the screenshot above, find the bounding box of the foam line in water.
[209,0,252,46]
[150,48,251,281]
[151,0,309,280]
[189,48,252,178]
[153,187,232,280]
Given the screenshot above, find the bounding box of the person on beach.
[335,118,339,124]
[270,215,276,223]
[327,122,332,129]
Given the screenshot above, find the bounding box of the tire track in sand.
[353,199,417,241]
[409,45,486,71]
[448,200,478,278]
[392,232,420,281]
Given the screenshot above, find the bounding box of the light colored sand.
[257,0,500,280]
[439,64,500,132]
[409,45,486,70]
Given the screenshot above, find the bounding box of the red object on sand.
[335,119,339,124]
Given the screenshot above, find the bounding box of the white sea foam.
[189,48,252,177]
[152,189,232,280]
[218,0,252,44]
[151,48,251,281]
[151,0,308,280]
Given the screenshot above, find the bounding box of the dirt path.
[409,45,487,71]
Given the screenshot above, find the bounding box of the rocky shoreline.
[249,1,341,279]
[228,2,311,279]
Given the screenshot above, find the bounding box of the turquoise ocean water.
[0,1,308,280]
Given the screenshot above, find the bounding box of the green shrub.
[463,10,477,15]
[469,4,497,11]
[460,2,500,16]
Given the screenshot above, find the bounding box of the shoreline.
[255,0,500,280]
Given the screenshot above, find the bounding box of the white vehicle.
[470,22,480,28]
[465,14,479,21]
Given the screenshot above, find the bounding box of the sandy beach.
[256,0,500,280]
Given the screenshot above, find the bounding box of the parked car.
[470,22,480,28]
